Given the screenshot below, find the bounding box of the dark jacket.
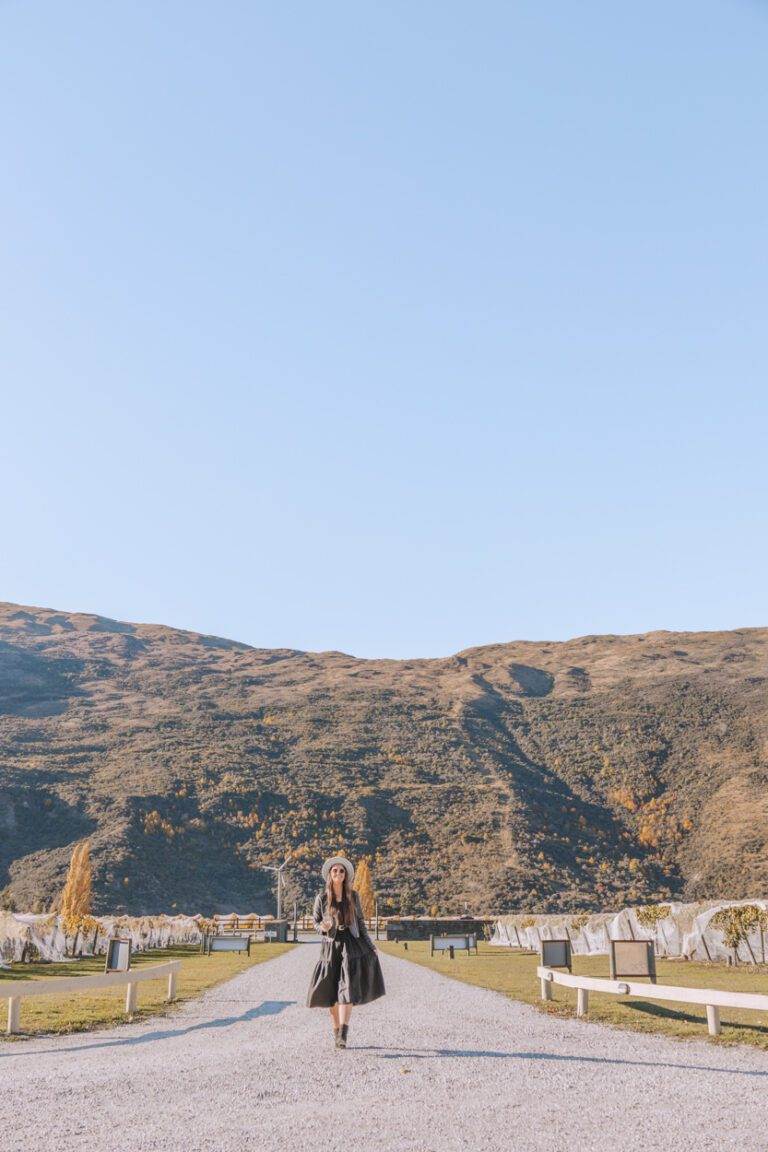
[312,889,375,948]
[307,888,386,1007]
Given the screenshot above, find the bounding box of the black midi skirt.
[306,930,386,1008]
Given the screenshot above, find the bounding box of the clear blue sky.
[2,1,766,658]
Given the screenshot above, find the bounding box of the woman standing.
[306,856,385,1048]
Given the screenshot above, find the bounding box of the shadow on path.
[2,1000,296,1058]
[355,1045,768,1079]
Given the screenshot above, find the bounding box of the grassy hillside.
[1,602,767,915]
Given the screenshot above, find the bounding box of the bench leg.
[7,997,20,1035]
[125,981,138,1019]
[706,1005,721,1036]
[167,970,177,1002]
[577,988,589,1017]
[540,978,553,1001]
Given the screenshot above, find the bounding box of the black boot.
[333,1027,342,1048]
[338,1024,349,1049]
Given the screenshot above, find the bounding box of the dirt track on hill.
[3,943,768,1151]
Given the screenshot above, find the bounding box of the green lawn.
[379,940,768,1049]
[0,942,294,1039]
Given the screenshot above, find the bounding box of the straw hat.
[321,856,355,883]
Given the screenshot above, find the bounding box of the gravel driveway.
[3,942,768,1151]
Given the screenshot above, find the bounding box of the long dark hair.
[325,868,355,928]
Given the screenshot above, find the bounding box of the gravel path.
[4,943,768,1151]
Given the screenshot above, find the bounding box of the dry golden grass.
[0,942,294,1039]
[380,941,768,1049]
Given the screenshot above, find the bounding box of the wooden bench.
[203,934,251,956]
[430,933,478,959]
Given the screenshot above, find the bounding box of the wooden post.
[540,977,553,1001]
[577,987,589,1017]
[167,970,177,1002]
[125,981,138,1019]
[7,997,20,1035]
[706,1005,721,1036]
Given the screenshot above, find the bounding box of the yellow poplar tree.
[353,856,375,918]
[60,840,93,943]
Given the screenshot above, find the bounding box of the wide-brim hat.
[321,856,355,883]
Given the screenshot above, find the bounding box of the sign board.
[610,940,656,983]
[105,937,131,973]
[540,938,572,971]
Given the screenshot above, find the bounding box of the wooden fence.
[214,915,380,934]
[537,964,768,1036]
[2,959,181,1035]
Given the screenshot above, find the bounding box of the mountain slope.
[1,602,767,915]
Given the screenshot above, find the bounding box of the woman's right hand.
[320,917,334,932]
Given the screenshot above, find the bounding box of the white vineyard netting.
[5,901,767,967]
[491,900,768,964]
[0,912,204,966]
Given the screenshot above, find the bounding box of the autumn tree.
[353,856,375,918]
[60,840,93,952]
